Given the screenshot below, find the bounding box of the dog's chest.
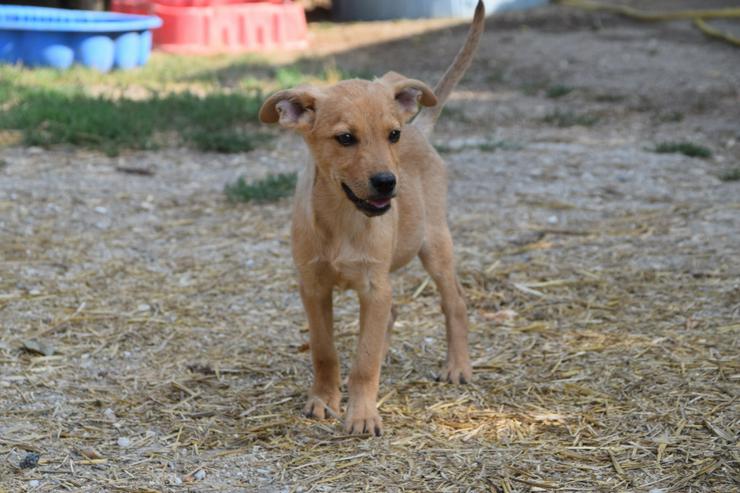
[324,238,383,291]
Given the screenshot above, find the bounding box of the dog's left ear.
[379,71,437,120]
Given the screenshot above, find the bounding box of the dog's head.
[259,72,436,217]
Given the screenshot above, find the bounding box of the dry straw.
[1,191,737,491]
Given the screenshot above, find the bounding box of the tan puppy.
[259,1,485,436]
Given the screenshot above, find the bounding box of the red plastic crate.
[111,0,153,15]
[112,1,306,53]
[156,1,279,6]
[153,1,307,53]
[112,0,281,12]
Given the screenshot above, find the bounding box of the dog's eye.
[335,133,357,146]
[388,129,401,143]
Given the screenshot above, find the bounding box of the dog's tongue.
[369,198,391,209]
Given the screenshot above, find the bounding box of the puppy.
[259,1,485,436]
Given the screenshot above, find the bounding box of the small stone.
[19,452,40,469]
[94,206,108,214]
[547,215,559,224]
[117,437,131,448]
[28,479,40,488]
[510,231,545,247]
[22,339,55,356]
[184,469,206,482]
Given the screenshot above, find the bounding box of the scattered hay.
[546,85,575,99]
[0,171,737,491]
[224,172,298,203]
[542,109,600,127]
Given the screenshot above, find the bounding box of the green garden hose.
[556,0,740,47]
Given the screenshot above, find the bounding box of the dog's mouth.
[341,183,394,217]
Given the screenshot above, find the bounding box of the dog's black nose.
[370,172,396,195]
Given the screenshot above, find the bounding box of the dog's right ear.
[259,86,322,130]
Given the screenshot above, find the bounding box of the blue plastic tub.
[333,0,549,21]
[0,5,162,72]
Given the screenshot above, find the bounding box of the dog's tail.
[413,0,485,137]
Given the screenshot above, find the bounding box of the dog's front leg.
[345,278,391,436]
[300,275,340,419]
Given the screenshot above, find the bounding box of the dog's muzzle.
[341,183,393,217]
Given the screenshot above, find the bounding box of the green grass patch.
[592,92,625,103]
[0,52,391,156]
[275,66,308,88]
[0,53,269,90]
[340,67,376,81]
[224,172,298,203]
[0,80,265,154]
[435,139,521,154]
[486,69,507,85]
[434,144,454,154]
[520,80,550,96]
[477,142,502,152]
[189,129,273,154]
[546,85,574,99]
[656,111,684,123]
[478,140,522,152]
[718,167,740,182]
[271,59,372,87]
[542,110,599,127]
[653,141,711,158]
[0,53,376,153]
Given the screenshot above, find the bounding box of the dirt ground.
[1,2,739,492]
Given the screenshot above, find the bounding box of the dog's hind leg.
[300,277,341,419]
[419,227,473,384]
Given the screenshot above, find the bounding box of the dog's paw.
[303,392,340,420]
[436,362,473,384]
[344,405,383,436]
